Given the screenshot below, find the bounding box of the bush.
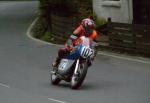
[34,0,95,44]
[40,31,66,44]
[32,17,47,39]
[95,18,107,29]
[93,13,107,29]
[40,31,51,42]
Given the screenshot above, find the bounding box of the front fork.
[74,59,79,75]
[74,58,87,75]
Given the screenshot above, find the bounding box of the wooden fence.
[108,21,150,55]
[133,24,150,55]
[51,14,78,38]
[50,14,150,55]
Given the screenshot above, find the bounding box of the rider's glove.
[67,34,78,50]
[67,38,73,49]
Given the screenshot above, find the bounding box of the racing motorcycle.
[50,36,96,89]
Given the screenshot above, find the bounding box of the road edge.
[26,17,63,47]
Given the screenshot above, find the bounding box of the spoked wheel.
[71,62,88,89]
[51,69,61,85]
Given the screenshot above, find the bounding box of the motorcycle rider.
[52,16,99,69]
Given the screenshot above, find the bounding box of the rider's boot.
[52,57,61,70]
[87,59,92,67]
[87,56,95,67]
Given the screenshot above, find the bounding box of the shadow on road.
[48,79,120,91]
[53,82,101,91]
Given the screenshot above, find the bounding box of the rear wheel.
[71,62,88,89]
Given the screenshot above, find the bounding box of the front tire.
[71,62,88,89]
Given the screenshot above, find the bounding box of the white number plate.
[81,46,94,58]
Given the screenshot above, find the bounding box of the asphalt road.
[0,1,150,103]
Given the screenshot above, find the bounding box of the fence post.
[132,21,137,53]
[107,17,112,33]
[107,17,112,46]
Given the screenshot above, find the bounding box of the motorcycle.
[50,36,96,89]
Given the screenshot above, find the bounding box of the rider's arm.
[73,25,83,36]
[66,25,83,48]
[93,31,101,42]
[91,30,99,60]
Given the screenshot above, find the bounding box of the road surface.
[0,1,150,103]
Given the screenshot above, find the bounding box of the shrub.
[93,13,107,29]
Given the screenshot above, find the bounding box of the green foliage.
[93,13,107,29]
[35,0,94,44]
[40,31,66,44]
[39,0,93,18]
[32,17,47,39]
[32,17,66,44]
[73,0,93,20]
[95,18,107,29]
[40,31,51,42]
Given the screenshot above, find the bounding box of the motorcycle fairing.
[58,59,75,75]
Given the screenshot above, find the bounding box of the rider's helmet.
[81,18,95,37]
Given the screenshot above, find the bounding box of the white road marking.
[98,52,150,64]
[48,98,67,103]
[27,18,150,65]
[0,83,10,88]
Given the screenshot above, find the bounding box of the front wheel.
[51,70,61,85]
[71,62,88,89]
